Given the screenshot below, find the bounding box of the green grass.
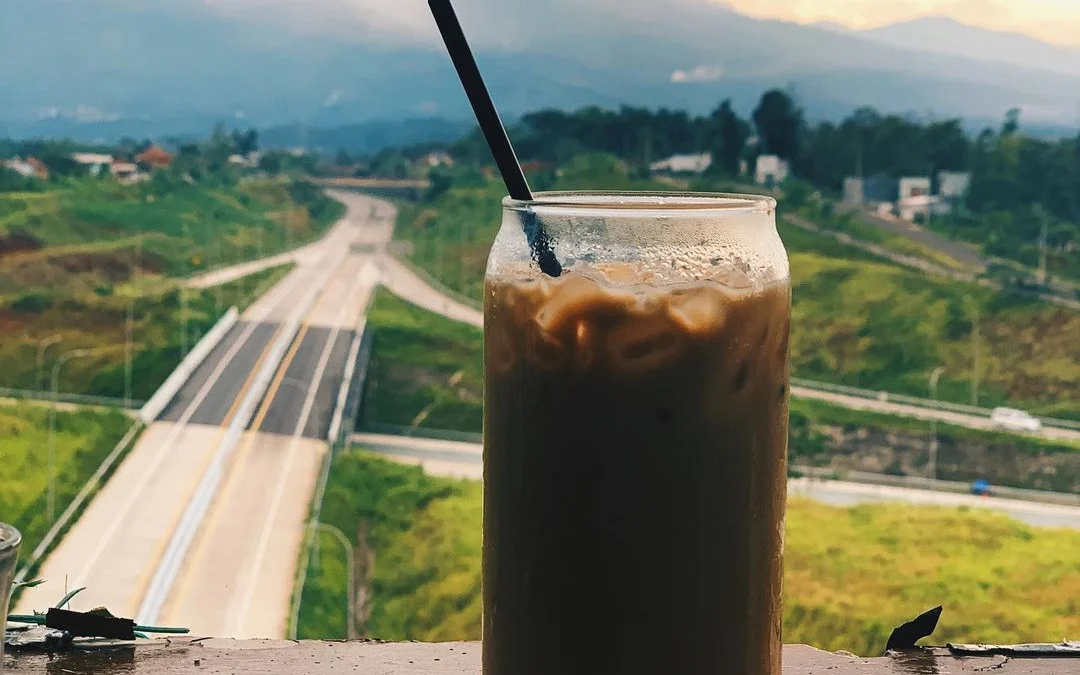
[789,397,1080,493]
[0,403,134,573]
[359,288,482,434]
[0,178,342,281]
[795,205,973,273]
[357,286,1080,492]
[295,451,477,640]
[395,171,1080,419]
[296,452,1080,654]
[0,263,294,399]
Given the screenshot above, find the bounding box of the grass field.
[359,288,482,434]
[358,288,1079,490]
[0,403,134,572]
[393,170,1080,420]
[0,263,293,399]
[0,178,342,283]
[296,452,1080,654]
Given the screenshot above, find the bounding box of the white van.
[990,407,1042,433]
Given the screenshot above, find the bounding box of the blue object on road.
[971,479,991,496]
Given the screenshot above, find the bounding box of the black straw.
[428,0,562,277]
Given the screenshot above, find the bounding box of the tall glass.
[483,192,790,675]
[0,523,22,662]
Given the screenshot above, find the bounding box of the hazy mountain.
[864,16,1080,77]
[2,0,1079,143]
[259,118,474,154]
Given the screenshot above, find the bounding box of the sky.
[200,0,1080,48]
[718,0,1080,46]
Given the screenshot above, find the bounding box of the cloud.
[671,65,724,83]
[198,0,438,43]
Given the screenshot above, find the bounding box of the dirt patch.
[795,424,1080,493]
[0,230,42,256]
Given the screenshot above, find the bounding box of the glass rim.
[503,190,777,215]
[0,522,20,556]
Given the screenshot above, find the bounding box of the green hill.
[296,452,1080,654]
[391,160,1080,420]
[0,174,341,397]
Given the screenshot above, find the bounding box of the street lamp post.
[317,523,356,640]
[36,335,63,392]
[49,348,102,524]
[928,366,946,481]
[125,299,135,409]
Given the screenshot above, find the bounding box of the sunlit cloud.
[715,0,1080,46]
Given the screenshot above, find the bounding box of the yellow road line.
[126,315,298,614]
[160,257,349,622]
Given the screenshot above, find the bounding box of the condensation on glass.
[483,192,791,675]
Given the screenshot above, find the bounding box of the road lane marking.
[70,263,317,595]
[227,268,371,636]
[161,255,357,624]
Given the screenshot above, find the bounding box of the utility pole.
[125,299,135,409]
[50,348,101,524]
[971,303,980,406]
[181,224,190,359]
[1038,217,1049,287]
[316,523,356,640]
[36,335,63,392]
[928,366,946,481]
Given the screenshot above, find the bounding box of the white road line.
[71,262,318,589]
[226,267,372,635]
[136,252,348,625]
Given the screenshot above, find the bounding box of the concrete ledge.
[6,640,1067,674]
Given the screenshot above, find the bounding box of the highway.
[351,433,1080,530]
[17,188,1078,637]
[15,192,387,636]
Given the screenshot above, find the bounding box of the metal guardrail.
[289,325,376,639]
[791,377,1080,432]
[793,465,1080,507]
[354,422,482,446]
[0,386,143,410]
[136,257,341,626]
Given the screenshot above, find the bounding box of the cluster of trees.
[442,91,1079,277]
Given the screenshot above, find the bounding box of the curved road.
[189,195,1077,442]
[351,432,1080,530]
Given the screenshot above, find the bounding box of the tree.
[232,128,259,155]
[335,149,354,167]
[1001,108,1021,136]
[752,89,803,162]
[707,100,749,176]
[0,166,36,192]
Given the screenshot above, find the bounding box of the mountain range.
[2,0,1078,146]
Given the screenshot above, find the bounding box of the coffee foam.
[486,269,790,378]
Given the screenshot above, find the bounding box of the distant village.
[650,151,970,224]
[1,146,266,184]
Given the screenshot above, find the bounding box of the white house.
[755,155,789,186]
[110,161,145,183]
[228,152,261,168]
[898,176,931,200]
[71,152,114,176]
[938,171,971,200]
[423,152,455,168]
[843,177,864,205]
[650,153,712,174]
[898,194,950,222]
[2,158,37,178]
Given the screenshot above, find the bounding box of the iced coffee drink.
[483,193,790,675]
